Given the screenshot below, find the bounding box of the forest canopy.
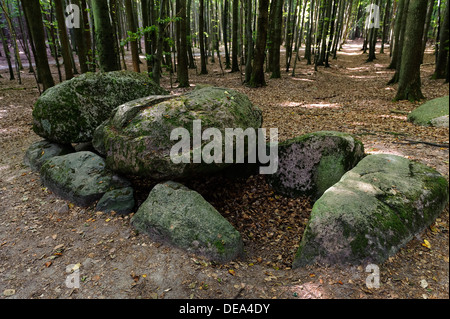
[0,0,449,100]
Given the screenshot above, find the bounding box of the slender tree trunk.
[71,0,88,73]
[388,0,406,69]
[54,0,74,80]
[142,0,152,73]
[388,0,409,83]
[0,22,14,80]
[244,0,253,83]
[231,0,240,72]
[271,0,284,78]
[91,0,120,72]
[153,0,167,85]
[187,0,196,68]
[248,0,270,87]
[420,0,434,63]
[177,0,190,86]
[223,0,231,69]
[324,0,338,67]
[199,0,208,74]
[125,0,140,72]
[285,0,295,71]
[433,1,449,79]
[21,0,54,91]
[81,0,94,72]
[367,0,380,62]
[380,0,391,54]
[304,0,315,64]
[395,0,428,101]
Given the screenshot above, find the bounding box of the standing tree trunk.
[285,0,295,72]
[388,0,406,69]
[153,0,167,85]
[21,0,54,91]
[125,0,140,72]
[380,0,392,54]
[420,0,434,63]
[231,0,240,72]
[270,0,284,78]
[199,0,208,74]
[223,0,231,69]
[388,0,409,83]
[244,0,253,83]
[0,22,14,80]
[304,0,315,64]
[142,0,152,73]
[54,0,74,80]
[395,0,428,101]
[433,1,449,79]
[248,0,270,87]
[177,0,190,86]
[71,0,88,73]
[91,0,120,72]
[367,0,380,62]
[187,0,196,69]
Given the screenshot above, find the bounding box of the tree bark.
[433,1,449,79]
[125,0,140,72]
[177,0,190,86]
[71,0,88,73]
[395,0,428,101]
[244,0,253,83]
[21,0,54,91]
[270,0,284,78]
[91,0,120,72]
[231,0,240,72]
[54,0,74,80]
[248,0,270,87]
[199,0,208,74]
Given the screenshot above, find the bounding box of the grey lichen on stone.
[131,181,243,262]
[267,131,365,200]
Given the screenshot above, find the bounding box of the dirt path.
[0,41,448,300]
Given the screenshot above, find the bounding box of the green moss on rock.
[293,154,449,267]
[407,96,449,127]
[33,71,168,144]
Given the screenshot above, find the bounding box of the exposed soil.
[0,40,448,300]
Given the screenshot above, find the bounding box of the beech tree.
[91,0,120,72]
[21,0,54,91]
[395,0,429,101]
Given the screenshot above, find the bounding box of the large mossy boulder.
[24,139,75,172]
[407,96,449,128]
[32,71,169,144]
[293,154,449,267]
[93,87,263,180]
[266,131,365,200]
[40,151,131,207]
[131,181,243,262]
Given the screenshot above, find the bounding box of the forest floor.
[0,40,448,300]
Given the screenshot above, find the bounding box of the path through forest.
[0,41,448,299]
